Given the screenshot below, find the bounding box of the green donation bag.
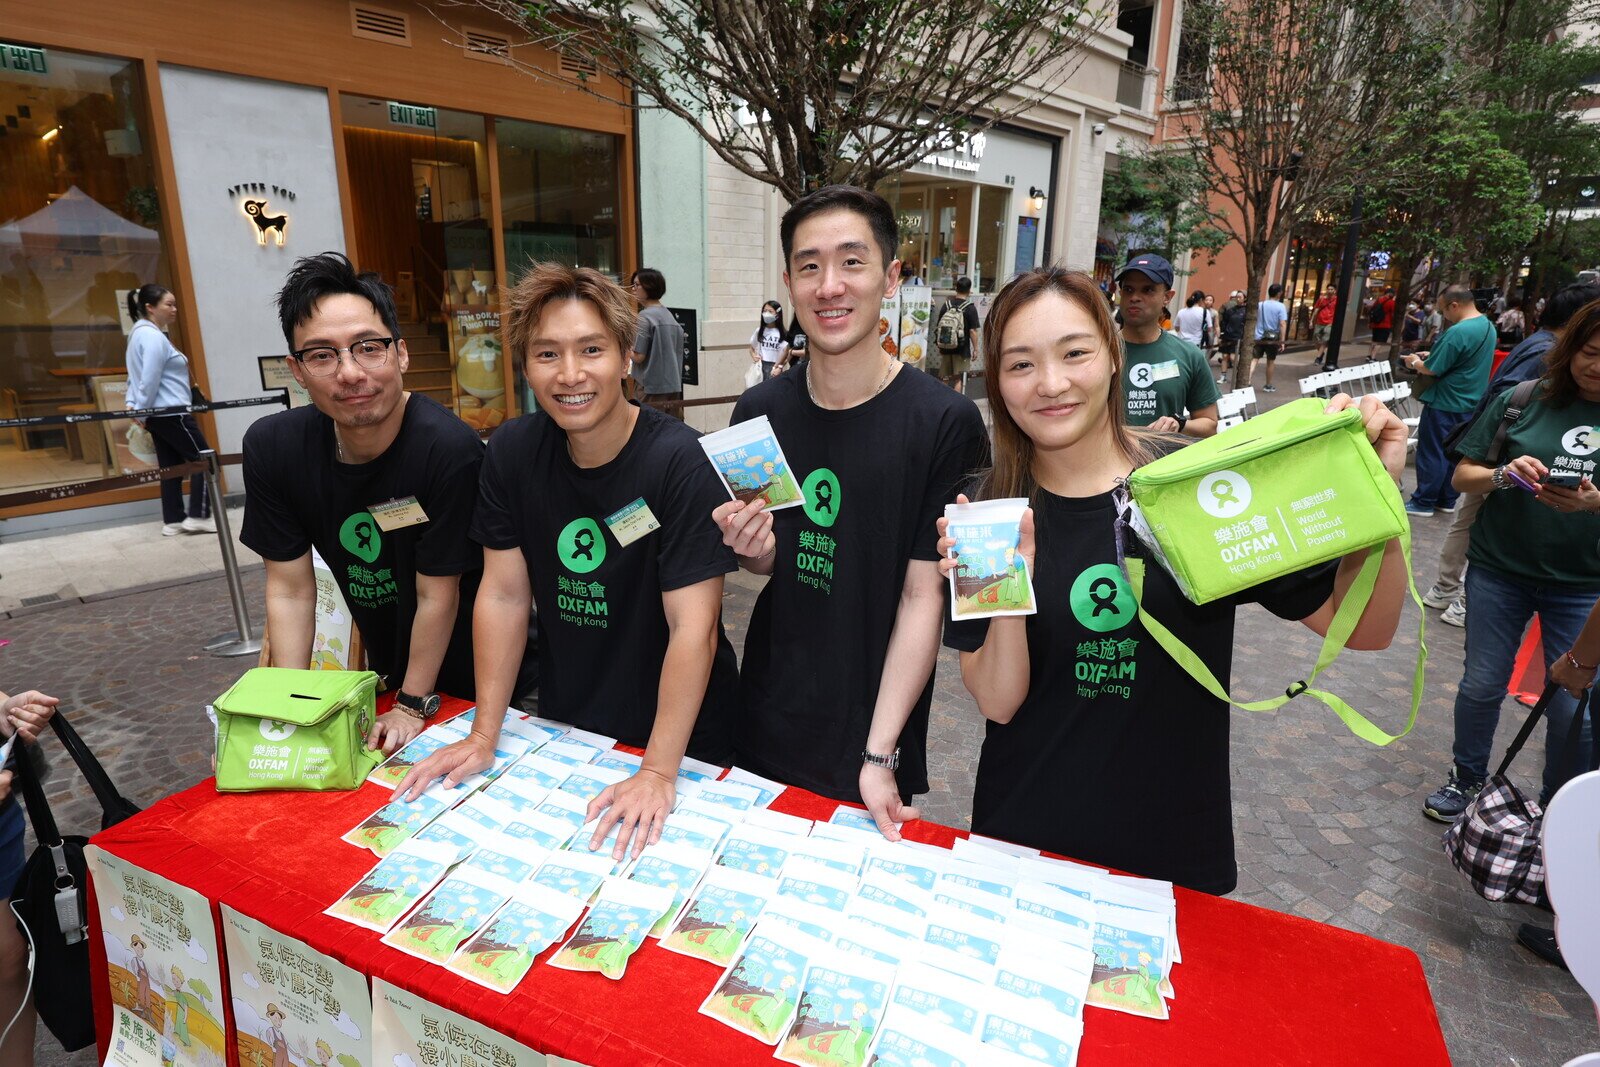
[213,668,382,791]
[1125,398,1425,745]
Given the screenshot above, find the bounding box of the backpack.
[936,299,971,352]
[1367,300,1386,326]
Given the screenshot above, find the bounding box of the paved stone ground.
[9,380,1596,1063]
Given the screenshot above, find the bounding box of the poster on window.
[878,292,901,361]
[897,286,932,371]
[447,307,506,433]
[221,904,370,1067]
[85,847,228,1067]
[372,976,548,1067]
[91,375,160,475]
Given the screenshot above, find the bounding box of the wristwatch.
[393,690,440,722]
[1175,415,1188,433]
[862,748,901,772]
[1491,465,1509,491]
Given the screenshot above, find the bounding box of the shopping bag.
[213,667,381,791]
[1444,686,1596,903]
[1124,398,1425,745]
[11,712,142,1050]
[743,362,765,390]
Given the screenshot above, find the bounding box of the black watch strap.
[394,690,440,721]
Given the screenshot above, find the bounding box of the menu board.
[897,287,932,370]
[447,306,506,432]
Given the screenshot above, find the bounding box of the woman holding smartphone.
[1423,297,1600,826]
[936,267,1408,894]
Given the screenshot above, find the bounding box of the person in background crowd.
[935,276,981,393]
[1402,285,1496,516]
[1115,254,1219,437]
[1367,285,1397,359]
[1421,302,1600,991]
[1497,294,1527,348]
[938,267,1407,893]
[1158,306,1174,332]
[749,300,789,380]
[1217,290,1246,381]
[1201,293,1219,360]
[1423,298,1444,347]
[782,316,809,374]
[1402,300,1426,353]
[1312,285,1340,368]
[628,267,685,416]
[0,688,60,1067]
[397,264,739,860]
[124,284,214,537]
[714,185,988,833]
[243,253,531,750]
[1420,282,1600,627]
[1174,290,1208,348]
[1253,283,1290,392]
[900,263,924,287]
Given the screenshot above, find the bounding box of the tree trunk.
[1231,257,1268,391]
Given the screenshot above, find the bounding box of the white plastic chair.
[1217,415,1245,431]
[1216,391,1245,420]
[1237,386,1259,417]
[1298,371,1328,396]
[1543,768,1600,1066]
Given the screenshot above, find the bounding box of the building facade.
[1,0,635,530]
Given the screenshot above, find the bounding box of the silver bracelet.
[1491,465,1509,491]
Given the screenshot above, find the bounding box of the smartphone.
[1505,468,1539,493]
[1544,471,1585,489]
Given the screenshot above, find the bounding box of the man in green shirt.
[1401,285,1495,515]
[1116,254,1220,437]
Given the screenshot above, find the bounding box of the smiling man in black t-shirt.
[397,263,739,861]
[242,252,503,753]
[715,186,988,834]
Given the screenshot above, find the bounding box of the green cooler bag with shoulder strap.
[1124,397,1426,745]
[213,667,382,791]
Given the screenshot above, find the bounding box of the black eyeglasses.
[291,337,397,377]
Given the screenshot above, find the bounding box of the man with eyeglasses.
[242,252,523,752]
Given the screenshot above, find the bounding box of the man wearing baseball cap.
[1116,254,1219,437]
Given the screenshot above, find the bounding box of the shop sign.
[387,101,437,130]
[0,42,47,75]
[669,307,699,386]
[923,129,986,174]
[225,183,296,247]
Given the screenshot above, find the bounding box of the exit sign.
[387,102,436,130]
[0,42,47,75]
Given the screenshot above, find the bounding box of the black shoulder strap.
[1488,378,1541,466]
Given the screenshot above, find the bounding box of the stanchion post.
[201,450,262,658]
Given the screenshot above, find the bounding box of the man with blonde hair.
[398,264,739,863]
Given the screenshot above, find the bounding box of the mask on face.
[762,312,778,324]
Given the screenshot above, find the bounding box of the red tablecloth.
[89,701,1449,1066]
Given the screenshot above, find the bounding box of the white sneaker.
[1441,598,1466,627]
[181,515,216,534]
[1421,585,1457,610]
[161,522,185,537]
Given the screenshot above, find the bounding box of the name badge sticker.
[605,497,660,547]
[369,496,430,531]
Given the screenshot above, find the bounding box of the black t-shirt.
[471,403,739,763]
[944,481,1336,894]
[241,395,482,697]
[732,365,989,802]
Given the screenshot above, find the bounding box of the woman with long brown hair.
[1423,297,1600,838]
[937,266,1409,894]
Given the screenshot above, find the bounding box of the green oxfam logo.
[801,467,841,528]
[558,517,606,574]
[339,512,382,563]
[1069,563,1135,633]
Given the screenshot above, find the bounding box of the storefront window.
[0,45,185,500]
[341,96,504,432]
[495,118,620,412]
[882,175,1016,292]
[496,118,620,280]
[974,185,1009,291]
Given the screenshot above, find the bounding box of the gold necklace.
[807,356,896,409]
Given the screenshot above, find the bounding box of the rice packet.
[944,497,1037,619]
[699,414,805,510]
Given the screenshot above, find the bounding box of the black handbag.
[10,712,141,1051]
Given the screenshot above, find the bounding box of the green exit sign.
[0,42,47,75]
[387,102,436,130]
